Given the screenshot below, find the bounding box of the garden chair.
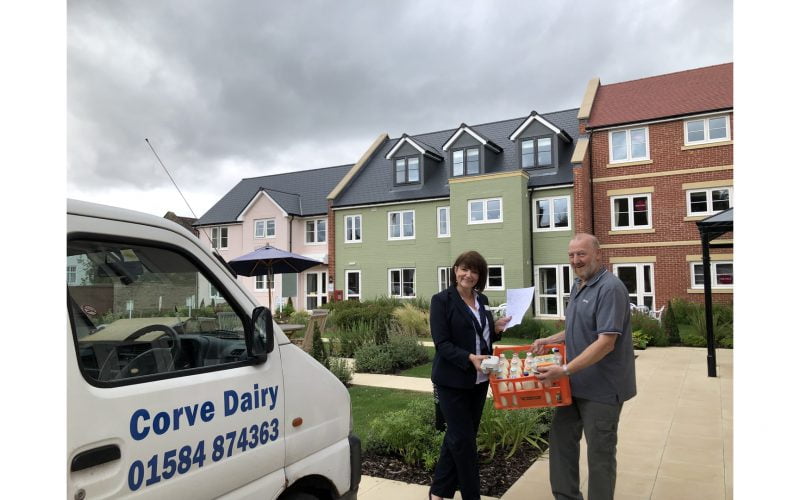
[293,309,329,353]
[649,305,665,324]
[488,303,507,319]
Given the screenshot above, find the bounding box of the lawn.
[348,385,432,447]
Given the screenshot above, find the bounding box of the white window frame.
[344,214,362,243]
[345,270,362,300]
[486,265,505,291]
[255,274,274,291]
[210,283,223,299]
[690,261,733,289]
[67,265,77,285]
[686,187,733,217]
[468,197,503,224]
[609,126,650,163]
[613,263,655,310]
[534,264,573,318]
[437,267,452,292]
[533,195,572,232]
[437,206,451,237]
[387,210,416,240]
[254,218,276,239]
[305,218,327,245]
[388,268,416,298]
[611,193,652,230]
[211,227,228,249]
[684,114,730,145]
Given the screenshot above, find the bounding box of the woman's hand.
[468,353,489,372]
[494,315,511,334]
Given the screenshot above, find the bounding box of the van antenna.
[145,138,215,248]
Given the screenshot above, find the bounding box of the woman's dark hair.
[450,250,488,292]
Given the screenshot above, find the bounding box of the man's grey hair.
[571,232,601,250]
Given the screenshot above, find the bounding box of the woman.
[429,250,510,500]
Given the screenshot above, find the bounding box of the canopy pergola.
[696,207,733,377]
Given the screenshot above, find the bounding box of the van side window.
[67,239,250,385]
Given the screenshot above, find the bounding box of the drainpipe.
[528,187,536,316]
[288,215,294,251]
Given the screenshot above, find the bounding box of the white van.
[67,199,360,499]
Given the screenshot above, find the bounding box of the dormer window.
[394,156,420,185]
[521,136,553,168]
[452,147,480,177]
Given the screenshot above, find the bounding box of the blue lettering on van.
[129,401,216,441]
[223,384,279,417]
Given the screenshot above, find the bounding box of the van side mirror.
[249,306,274,363]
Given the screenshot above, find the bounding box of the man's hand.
[531,338,550,354]
[494,315,511,333]
[469,353,489,372]
[535,363,566,384]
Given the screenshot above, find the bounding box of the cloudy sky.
[67,0,733,218]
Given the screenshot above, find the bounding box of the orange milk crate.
[489,343,572,410]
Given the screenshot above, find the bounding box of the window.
[345,270,361,300]
[535,265,572,317]
[452,147,480,177]
[305,219,327,244]
[534,196,571,231]
[210,283,223,299]
[306,271,328,309]
[469,198,503,224]
[345,215,362,243]
[437,207,450,237]
[67,238,248,385]
[687,187,732,216]
[610,127,648,163]
[211,227,228,249]
[438,267,452,292]
[685,115,730,144]
[389,268,416,298]
[521,137,553,168]
[254,218,275,238]
[67,265,77,284]
[255,274,274,291]
[486,266,505,290]
[690,261,733,289]
[614,263,655,310]
[611,194,651,230]
[388,210,415,240]
[394,156,420,184]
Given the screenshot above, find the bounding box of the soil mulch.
[361,441,546,498]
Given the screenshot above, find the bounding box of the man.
[532,233,636,500]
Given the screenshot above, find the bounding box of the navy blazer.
[430,286,501,389]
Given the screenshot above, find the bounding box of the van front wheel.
[282,492,319,500]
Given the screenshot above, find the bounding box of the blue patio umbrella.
[228,245,324,308]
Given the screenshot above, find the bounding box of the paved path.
[352,346,733,500]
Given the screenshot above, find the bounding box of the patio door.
[305,271,328,310]
[535,265,572,318]
[613,263,654,310]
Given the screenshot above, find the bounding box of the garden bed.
[362,440,546,498]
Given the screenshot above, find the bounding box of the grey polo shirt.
[564,268,637,404]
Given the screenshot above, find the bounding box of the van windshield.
[67,239,249,384]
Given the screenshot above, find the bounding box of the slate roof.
[195,164,353,226]
[587,63,733,128]
[332,108,579,208]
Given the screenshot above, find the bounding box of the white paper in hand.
[503,287,535,330]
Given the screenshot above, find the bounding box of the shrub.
[504,317,560,340]
[388,335,430,370]
[688,307,733,349]
[640,316,668,347]
[289,310,310,325]
[330,302,395,345]
[283,297,295,317]
[327,358,353,386]
[310,322,329,367]
[366,398,444,470]
[354,344,394,373]
[330,320,376,358]
[682,334,707,347]
[669,298,702,324]
[632,330,651,349]
[391,303,430,337]
[662,301,681,345]
[477,404,552,460]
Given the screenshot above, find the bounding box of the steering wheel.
[114,324,183,379]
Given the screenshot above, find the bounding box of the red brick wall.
[588,115,734,307]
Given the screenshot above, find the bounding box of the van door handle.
[71,444,121,472]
